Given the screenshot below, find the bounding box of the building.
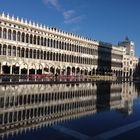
[0,12,137,79]
[118,37,139,78]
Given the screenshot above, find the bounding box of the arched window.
[33,50,36,59]
[41,51,43,59]
[44,51,46,60]
[30,34,33,44]
[47,52,49,60]
[53,53,55,61]
[0,27,2,38]
[13,46,16,56]
[59,53,61,61]
[56,40,58,48]
[62,42,64,50]
[13,30,16,41]
[21,48,25,57]
[30,49,32,58]
[59,41,61,49]
[41,37,43,46]
[54,40,55,48]
[22,33,25,42]
[37,50,40,59]
[8,29,12,40]
[0,44,2,55]
[26,48,29,58]
[56,53,58,61]
[17,47,20,57]
[51,39,53,47]
[3,28,7,39]
[47,39,50,47]
[17,31,20,42]
[50,52,52,60]
[62,54,64,62]
[26,34,29,43]
[64,43,67,50]
[8,45,11,56]
[44,38,47,46]
[37,36,40,45]
[3,44,7,55]
[34,35,36,44]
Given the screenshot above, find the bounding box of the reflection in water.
[0,82,139,138]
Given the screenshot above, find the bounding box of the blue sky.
[0,0,140,57]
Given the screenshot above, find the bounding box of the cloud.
[43,0,85,24]
[64,15,85,24]
[63,10,75,20]
[43,0,61,11]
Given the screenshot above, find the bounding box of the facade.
[118,37,139,78]
[0,13,124,78]
[0,13,138,79]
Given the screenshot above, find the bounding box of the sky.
[0,0,140,57]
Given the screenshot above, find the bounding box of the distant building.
[118,37,138,78]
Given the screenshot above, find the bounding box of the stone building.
[0,12,137,78]
[118,37,138,78]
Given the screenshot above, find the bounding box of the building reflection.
[0,82,139,138]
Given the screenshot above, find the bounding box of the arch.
[53,52,55,61]
[12,63,19,74]
[41,50,43,59]
[30,34,33,44]
[3,44,7,55]
[37,50,40,59]
[41,37,43,46]
[37,64,43,74]
[25,48,29,58]
[3,28,7,39]
[29,49,32,58]
[13,30,16,41]
[22,32,25,42]
[44,64,49,73]
[50,52,53,60]
[2,62,10,74]
[26,34,29,43]
[29,64,36,74]
[59,53,61,61]
[0,27,2,38]
[33,50,36,59]
[56,66,61,74]
[21,48,25,57]
[44,38,47,46]
[21,63,28,74]
[8,45,12,56]
[44,51,46,60]
[47,38,50,47]
[8,29,12,40]
[56,53,58,61]
[76,67,80,75]
[17,31,21,41]
[50,66,55,74]
[34,35,36,44]
[13,46,16,56]
[17,47,21,57]
[47,52,49,60]
[67,66,71,75]
[37,36,40,45]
